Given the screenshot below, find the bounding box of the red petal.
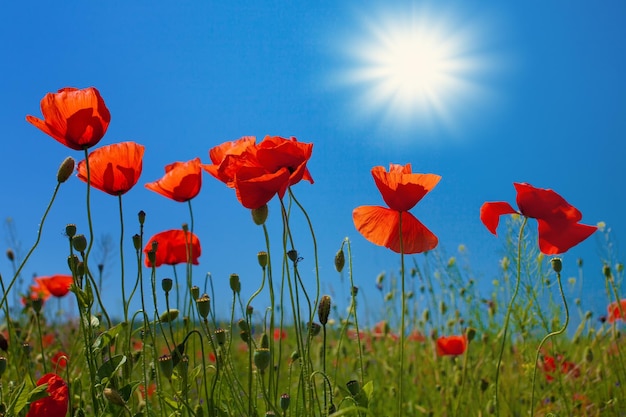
[234,168,290,209]
[514,182,582,222]
[352,206,438,254]
[536,218,597,255]
[480,202,518,235]
[372,165,440,212]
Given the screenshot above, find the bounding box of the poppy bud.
[308,322,321,337]
[57,156,75,183]
[159,309,179,323]
[162,278,173,293]
[159,355,174,379]
[32,297,44,314]
[214,328,226,346]
[132,234,141,251]
[334,248,345,273]
[138,210,146,225]
[603,264,612,279]
[72,234,88,252]
[6,249,14,262]
[240,330,250,343]
[466,327,476,343]
[351,286,358,297]
[290,350,300,362]
[196,294,211,319]
[551,258,562,273]
[251,205,269,225]
[254,348,270,373]
[190,286,200,300]
[147,249,156,266]
[287,250,298,263]
[280,393,290,411]
[257,251,268,269]
[318,295,331,326]
[238,318,250,333]
[229,274,241,294]
[246,305,254,317]
[577,258,583,267]
[103,387,126,407]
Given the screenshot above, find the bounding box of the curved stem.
[494,216,527,416]
[530,267,570,416]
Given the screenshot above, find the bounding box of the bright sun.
[340,7,492,135]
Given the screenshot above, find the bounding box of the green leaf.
[93,322,126,351]
[6,380,28,415]
[97,354,127,382]
[362,380,374,401]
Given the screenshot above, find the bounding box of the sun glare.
[339,7,494,136]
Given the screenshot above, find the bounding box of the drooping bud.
[161,278,173,293]
[57,157,75,183]
[334,248,345,273]
[318,295,331,326]
[159,309,179,323]
[238,319,250,333]
[251,205,269,225]
[229,274,241,294]
[196,294,211,319]
[72,234,88,252]
[103,387,126,407]
[551,257,562,273]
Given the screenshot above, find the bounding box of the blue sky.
[1,1,624,326]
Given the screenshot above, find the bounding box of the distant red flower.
[353,164,440,254]
[138,383,156,399]
[540,354,580,382]
[22,281,51,306]
[77,141,145,196]
[204,135,314,209]
[145,158,203,202]
[51,351,69,369]
[408,330,426,343]
[436,335,467,356]
[41,333,56,348]
[274,328,287,341]
[480,183,597,255]
[34,275,73,298]
[144,229,201,267]
[371,320,398,341]
[26,373,69,417]
[607,299,626,323]
[26,87,111,151]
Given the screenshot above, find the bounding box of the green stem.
[530,267,570,416]
[118,195,128,323]
[397,211,406,416]
[494,216,527,416]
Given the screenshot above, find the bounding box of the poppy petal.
[353,206,438,254]
[514,182,583,222]
[372,164,441,212]
[234,167,290,209]
[480,202,518,235]
[536,218,598,255]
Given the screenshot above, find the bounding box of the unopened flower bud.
[196,294,211,319]
[240,330,250,343]
[65,224,77,239]
[246,305,254,316]
[57,157,75,183]
[132,234,141,251]
[254,348,271,372]
[238,318,250,333]
[551,258,562,273]
[603,264,612,279]
[466,327,477,343]
[308,322,321,337]
[260,333,269,349]
[280,393,290,411]
[162,278,173,293]
[287,250,298,263]
[159,309,179,323]
[6,249,14,262]
[257,251,268,269]
[229,274,241,294]
[72,234,87,252]
[318,295,331,326]
[32,298,44,314]
[334,248,345,273]
[138,210,146,225]
[103,387,126,407]
[251,205,269,225]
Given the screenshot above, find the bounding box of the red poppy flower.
[144,229,201,268]
[26,87,110,151]
[204,135,314,209]
[436,335,467,356]
[21,282,51,306]
[273,328,287,341]
[607,299,626,323]
[26,373,69,417]
[480,183,597,255]
[145,158,203,202]
[540,354,580,382]
[51,351,69,369]
[77,141,145,196]
[34,275,73,298]
[353,164,440,254]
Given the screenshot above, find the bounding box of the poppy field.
[1,86,624,417]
